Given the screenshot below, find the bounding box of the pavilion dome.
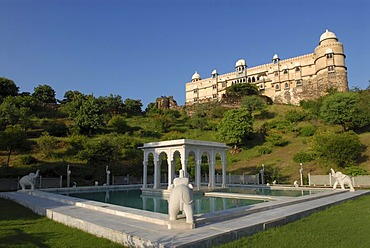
[272,54,279,60]
[211,69,218,75]
[320,29,338,43]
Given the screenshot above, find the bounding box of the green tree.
[226,83,259,97]
[98,94,125,117]
[0,96,32,130]
[0,77,19,103]
[218,108,253,147]
[32,84,57,104]
[74,96,105,135]
[60,91,86,118]
[241,95,267,115]
[123,98,142,116]
[320,92,369,131]
[0,125,28,167]
[108,115,129,134]
[313,131,365,167]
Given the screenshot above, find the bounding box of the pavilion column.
[143,160,148,188]
[153,159,161,189]
[221,152,227,188]
[167,157,174,187]
[180,152,188,178]
[196,158,201,190]
[209,157,215,189]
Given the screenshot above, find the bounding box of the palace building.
[185,29,348,106]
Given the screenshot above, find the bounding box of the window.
[328,65,335,72]
[296,80,302,86]
[284,83,289,89]
[213,94,217,99]
[193,97,198,102]
[275,84,280,91]
[283,69,288,74]
[295,67,300,72]
[326,53,333,59]
[222,82,227,87]
[274,71,278,76]
[193,89,198,93]
[212,84,217,89]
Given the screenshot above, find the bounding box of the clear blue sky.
[1,0,369,107]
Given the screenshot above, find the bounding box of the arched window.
[275,84,280,91]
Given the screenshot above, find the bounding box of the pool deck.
[1,187,369,248]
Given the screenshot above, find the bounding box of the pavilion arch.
[139,139,227,190]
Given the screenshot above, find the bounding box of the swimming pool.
[66,189,265,214]
[220,186,322,197]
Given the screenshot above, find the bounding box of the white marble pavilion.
[139,139,227,190]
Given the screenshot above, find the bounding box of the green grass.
[218,194,370,248]
[0,197,125,248]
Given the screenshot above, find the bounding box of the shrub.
[299,125,316,137]
[257,146,273,155]
[37,132,57,158]
[66,134,87,155]
[293,151,316,163]
[265,132,289,147]
[19,155,38,165]
[313,131,365,167]
[162,131,185,140]
[284,109,306,124]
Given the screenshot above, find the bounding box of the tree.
[313,131,365,167]
[320,92,370,131]
[0,125,28,167]
[123,98,142,116]
[241,95,267,115]
[0,77,19,103]
[32,84,57,104]
[74,95,105,135]
[226,83,259,97]
[0,96,32,130]
[218,108,253,147]
[108,115,129,134]
[98,94,125,117]
[60,90,86,118]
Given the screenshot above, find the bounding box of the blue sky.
[1,0,369,107]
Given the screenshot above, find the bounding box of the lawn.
[218,194,370,248]
[0,197,125,248]
[1,195,370,248]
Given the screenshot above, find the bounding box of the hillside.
[1,96,370,185]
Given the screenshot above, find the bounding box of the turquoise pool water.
[221,187,322,197]
[66,189,264,214]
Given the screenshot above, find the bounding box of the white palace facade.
[185,29,348,106]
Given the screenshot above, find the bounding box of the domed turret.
[191,71,201,82]
[319,29,338,45]
[235,59,246,68]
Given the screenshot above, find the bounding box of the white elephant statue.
[331,168,355,192]
[19,170,40,190]
[168,169,194,224]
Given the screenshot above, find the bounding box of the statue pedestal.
[167,218,195,230]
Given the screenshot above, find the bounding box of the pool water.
[221,187,322,197]
[66,189,264,215]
